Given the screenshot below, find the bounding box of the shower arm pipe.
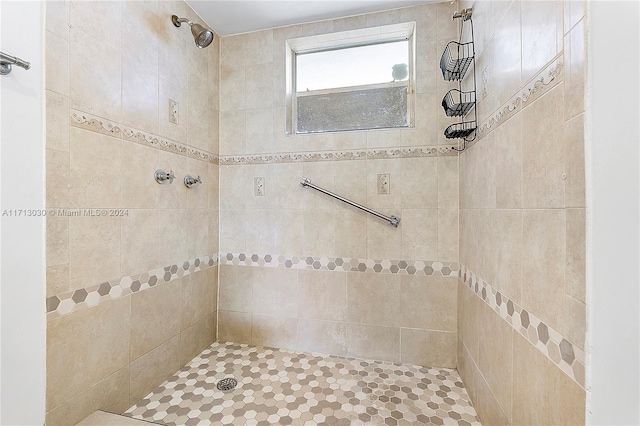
[300,177,400,228]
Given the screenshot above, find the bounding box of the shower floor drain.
[216,377,237,391]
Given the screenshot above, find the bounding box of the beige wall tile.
[401,275,457,331]
[69,28,121,122]
[246,108,274,154]
[157,3,188,88]
[122,1,159,74]
[492,1,522,108]
[181,269,217,331]
[46,0,69,41]
[121,141,159,209]
[180,313,215,366]
[334,210,368,259]
[490,209,522,304]
[456,336,477,406]
[457,281,480,362]
[438,208,458,262]
[129,335,180,404]
[130,280,182,361]
[251,314,297,350]
[564,19,586,121]
[366,210,402,259]
[521,1,562,82]
[69,0,121,49]
[297,319,347,356]
[220,64,245,112]
[252,268,298,317]
[45,366,130,426]
[273,209,304,255]
[246,63,274,110]
[478,303,513,423]
[522,209,566,331]
[564,114,586,208]
[245,209,275,254]
[46,31,69,96]
[219,265,253,313]
[521,86,565,208]
[218,310,252,344]
[298,270,347,322]
[157,208,190,266]
[401,209,438,260]
[122,56,159,133]
[219,110,246,156]
[46,91,70,152]
[347,323,400,363]
[494,113,523,209]
[437,156,459,209]
[400,328,456,368]
[47,298,130,410]
[120,209,160,277]
[347,272,400,327]
[68,215,120,290]
[303,210,336,256]
[563,293,586,350]
[512,332,585,425]
[401,157,438,209]
[68,127,122,209]
[188,208,210,259]
[219,209,247,254]
[44,219,68,272]
[47,264,69,297]
[566,208,586,302]
[46,148,70,208]
[472,363,510,426]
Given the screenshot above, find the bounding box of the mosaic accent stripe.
[70,109,220,165]
[46,255,218,320]
[460,265,586,390]
[469,54,564,149]
[219,145,459,166]
[220,252,459,277]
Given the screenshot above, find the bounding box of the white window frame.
[285,22,417,135]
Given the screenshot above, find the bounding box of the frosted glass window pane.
[297,86,408,133]
[296,41,409,92]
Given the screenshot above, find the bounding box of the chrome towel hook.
[0,51,31,76]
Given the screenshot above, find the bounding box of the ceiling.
[186,1,438,36]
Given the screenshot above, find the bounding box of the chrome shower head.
[172,15,214,49]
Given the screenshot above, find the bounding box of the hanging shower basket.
[442,89,476,117]
[440,8,477,151]
[440,41,474,82]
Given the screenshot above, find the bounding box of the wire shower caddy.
[440,8,477,152]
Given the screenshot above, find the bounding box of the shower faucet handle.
[184,175,202,188]
[155,169,175,184]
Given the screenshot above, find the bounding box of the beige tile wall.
[218,265,458,366]
[457,0,586,423]
[217,2,462,366]
[45,1,219,423]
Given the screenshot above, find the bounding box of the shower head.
[171,15,214,49]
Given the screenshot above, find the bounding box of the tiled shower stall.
[43,0,587,425]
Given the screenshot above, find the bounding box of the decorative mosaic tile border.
[46,255,218,320]
[469,54,565,150]
[70,109,220,165]
[220,252,459,277]
[219,145,458,166]
[460,265,585,390]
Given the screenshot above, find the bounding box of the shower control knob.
[184,175,202,188]
[155,169,175,184]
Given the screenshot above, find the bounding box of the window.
[285,22,416,135]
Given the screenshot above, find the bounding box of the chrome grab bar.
[0,51,31,76]
[300,177,400,228]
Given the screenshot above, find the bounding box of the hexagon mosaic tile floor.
[125,342,481,426]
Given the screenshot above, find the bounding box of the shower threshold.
[125,341,481,425]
